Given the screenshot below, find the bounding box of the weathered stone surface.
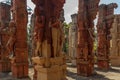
[10,0,28,78]
[31,0,66,80]
[0,2,11,72]
[69,14,78,66]
[97,3,117,70]
[110,15,120,67]
[77,0,100,76]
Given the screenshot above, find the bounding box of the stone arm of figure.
[87,28,95,41]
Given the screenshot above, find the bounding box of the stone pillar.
[0,2,11,72]
[110,15,120,67]
[77,0,100,76]
[31,0,66,80]
[10,0,28,78]
[97,3,117,70]
[69,14,78,66]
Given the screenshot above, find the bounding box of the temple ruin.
[97,3,117,70]
[77,0,100,76]
[69,14,78,66]
[0,2,11,72]
[0,0,120,80]
[110,15,120,67]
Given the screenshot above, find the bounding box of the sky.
[0,0,120,23]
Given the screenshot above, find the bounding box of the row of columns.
[69,1,119,77]
[0,0,28,78]
[0,0,119,80]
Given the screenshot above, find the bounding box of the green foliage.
[62,22,71,53]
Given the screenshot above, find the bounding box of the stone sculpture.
[32,0,66,80]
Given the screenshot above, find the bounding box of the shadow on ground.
[0,72,31,80]
[67,69,77,80]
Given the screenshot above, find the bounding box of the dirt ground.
[0,63,120,80]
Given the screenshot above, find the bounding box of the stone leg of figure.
[57,29,61,57]
[6,38,14,58]
[59,27,64,56]
[38,43,42,57]
[35,41,40,56]
[52,28,58,57]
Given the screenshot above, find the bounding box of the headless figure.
[34,5,45,57]
[6,21,16,57]
[49,17,60,57]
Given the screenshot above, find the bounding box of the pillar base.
[0,60,11,72]
[110,56,120,67]
[97,58,109,70]
[36,65,67,80]
[32,56,67,80]
[11,58,28,78]
[77,60,94,77]
[71,59,76,66]
[33,66,37,80]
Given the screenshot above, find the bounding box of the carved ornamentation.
[110,15,120,67]
[10,0,28,78]
[32,0,66,80]
[77,0,100,76]
[0,2,11,72]
[97,3,117,70]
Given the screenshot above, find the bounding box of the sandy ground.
[0,63,120,80]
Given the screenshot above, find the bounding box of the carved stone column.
[69,14,78,66]
[31,0,66,80]
[110,15,120,67]
[0,2,11,72]
[10,0,28,78]
[97,3,117,70]
[77,0,100,76]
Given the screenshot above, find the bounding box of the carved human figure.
[87,28,95,41]
[6,21,16,57]
[34,5,45,57]
[49,17,61,57]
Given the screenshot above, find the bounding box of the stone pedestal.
[110,56,120,67]
[36,65,66,80]
[71,59,76,66]
[77,61,93,76]
[0,60,11,72]
[32,56,67,80]
[11,62,28,78]
[97,58,109,70]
